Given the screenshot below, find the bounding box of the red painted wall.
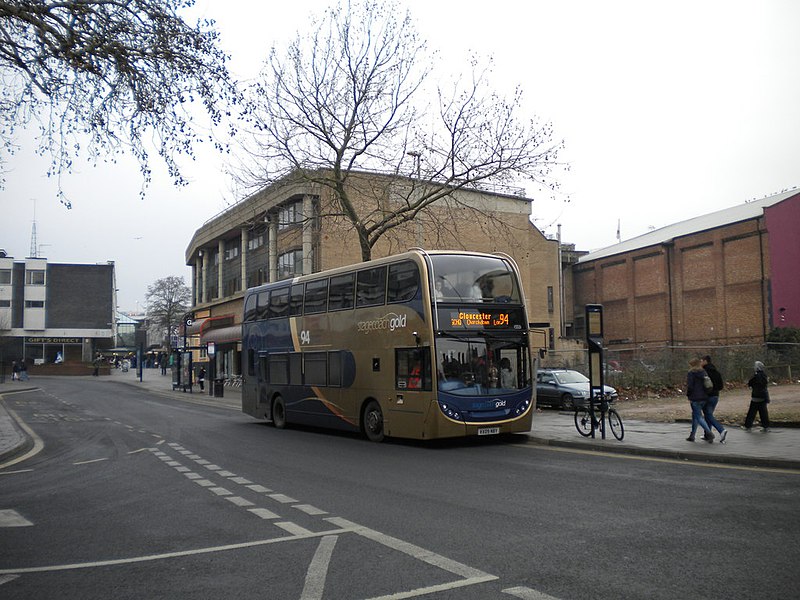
[765,193,800,328]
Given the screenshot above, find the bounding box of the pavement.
[2,369,800,471]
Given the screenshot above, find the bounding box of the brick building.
[0,252,116,366]
[569,189,800,348]
[184,169,561,379]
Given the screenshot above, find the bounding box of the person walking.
[701,355,727,443]
[744,361,771,432]
[686,358,714,442]
[198,366,206,391]
[11,360,19,381]
[19,359,28,381]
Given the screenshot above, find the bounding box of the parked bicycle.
[574,393,624,441]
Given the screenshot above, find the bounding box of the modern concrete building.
[0,252,116,365]
[184,170,562,380]
[568,189,800,348]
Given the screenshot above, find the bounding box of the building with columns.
[184,170,563,380]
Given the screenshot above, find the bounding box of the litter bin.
[213,378,224,398]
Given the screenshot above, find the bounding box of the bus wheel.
[272,395,287,429]
[362,400,384,443]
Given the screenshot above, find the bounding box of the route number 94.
[300,330,311,345]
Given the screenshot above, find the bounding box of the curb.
[526,435,800,471]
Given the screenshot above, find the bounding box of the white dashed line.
[229,476,253,485]
[294,504,327,516]
[248,508,280,520]
[268,493,297,504]
[226,497,255,507]
[209,487,233,496]
[275,522,313,536]
[246,484,272,493]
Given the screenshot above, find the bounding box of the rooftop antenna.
[29,199,38,258]
[616,219,621,243]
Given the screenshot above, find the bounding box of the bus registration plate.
[478,427,500,436]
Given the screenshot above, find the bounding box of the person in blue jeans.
[701,355,727,443]
[686,358,714,442]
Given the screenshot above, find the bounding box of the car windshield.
[555,371,589,384]
[436,336,528,395]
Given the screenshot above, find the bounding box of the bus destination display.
[441,307,525,330]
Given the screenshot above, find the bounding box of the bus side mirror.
[538,348,547,359]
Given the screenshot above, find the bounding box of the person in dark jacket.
[686,358,714,442]
[701,355,727,443]
[744,361,770,431]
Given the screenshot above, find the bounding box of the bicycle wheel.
[607,408,624,441]
[574,407,593,437]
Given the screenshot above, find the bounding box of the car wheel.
[560,393,574,410]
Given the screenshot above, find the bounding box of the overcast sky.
[1,0,798,312]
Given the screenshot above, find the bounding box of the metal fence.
[542,343,800,389]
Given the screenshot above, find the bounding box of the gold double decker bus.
[241,249,534,441]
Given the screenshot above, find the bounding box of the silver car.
[536,368,618,410]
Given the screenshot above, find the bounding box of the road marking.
[128,448,150,454]
[0,509,34,527]
[0,574,20,586]
[204,464,222,471]
[275,521,313,536]
[248,508,280,520]
[294,504,328,516]
[209,487,233,496]
[326,518,485,579]
[503,586,563,599]
[301,535,338,600]
[184,472,203,480]
[229,476,252,485]
[269,493,297,504]
[73,458,109,466]
[246,484,272,493]
[0,406,44,470]
[0,469,34,475]
[226,496,255,507]
[194,479,215,487]
[0,526,357,574]
[217,470,236,477]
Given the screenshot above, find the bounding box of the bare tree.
[0,0,237,206]
[145,275,190,350]
[238,0,564,262]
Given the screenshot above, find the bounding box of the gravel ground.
[612,382,800,425]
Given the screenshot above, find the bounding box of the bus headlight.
[513,398,531,416]
[439,402,463,421]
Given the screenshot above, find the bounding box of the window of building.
[225,243,239,261]
[247,233,265,251]
[25,300,45,308]
[224,277,240,297]
[0,269,11,284]
[278,249,303,279]
[0,299,11,308]
[278,201,303,230]
[26,270,45,285]
[547,286,554,313]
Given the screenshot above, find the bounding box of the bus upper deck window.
[388,261,419,303]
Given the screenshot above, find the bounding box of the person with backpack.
[744,361,771,432]
[686,357,714,442]
[701,355,727,443]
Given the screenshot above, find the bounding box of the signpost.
[586,304,605,439]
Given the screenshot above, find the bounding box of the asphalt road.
[1,378,799,599]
